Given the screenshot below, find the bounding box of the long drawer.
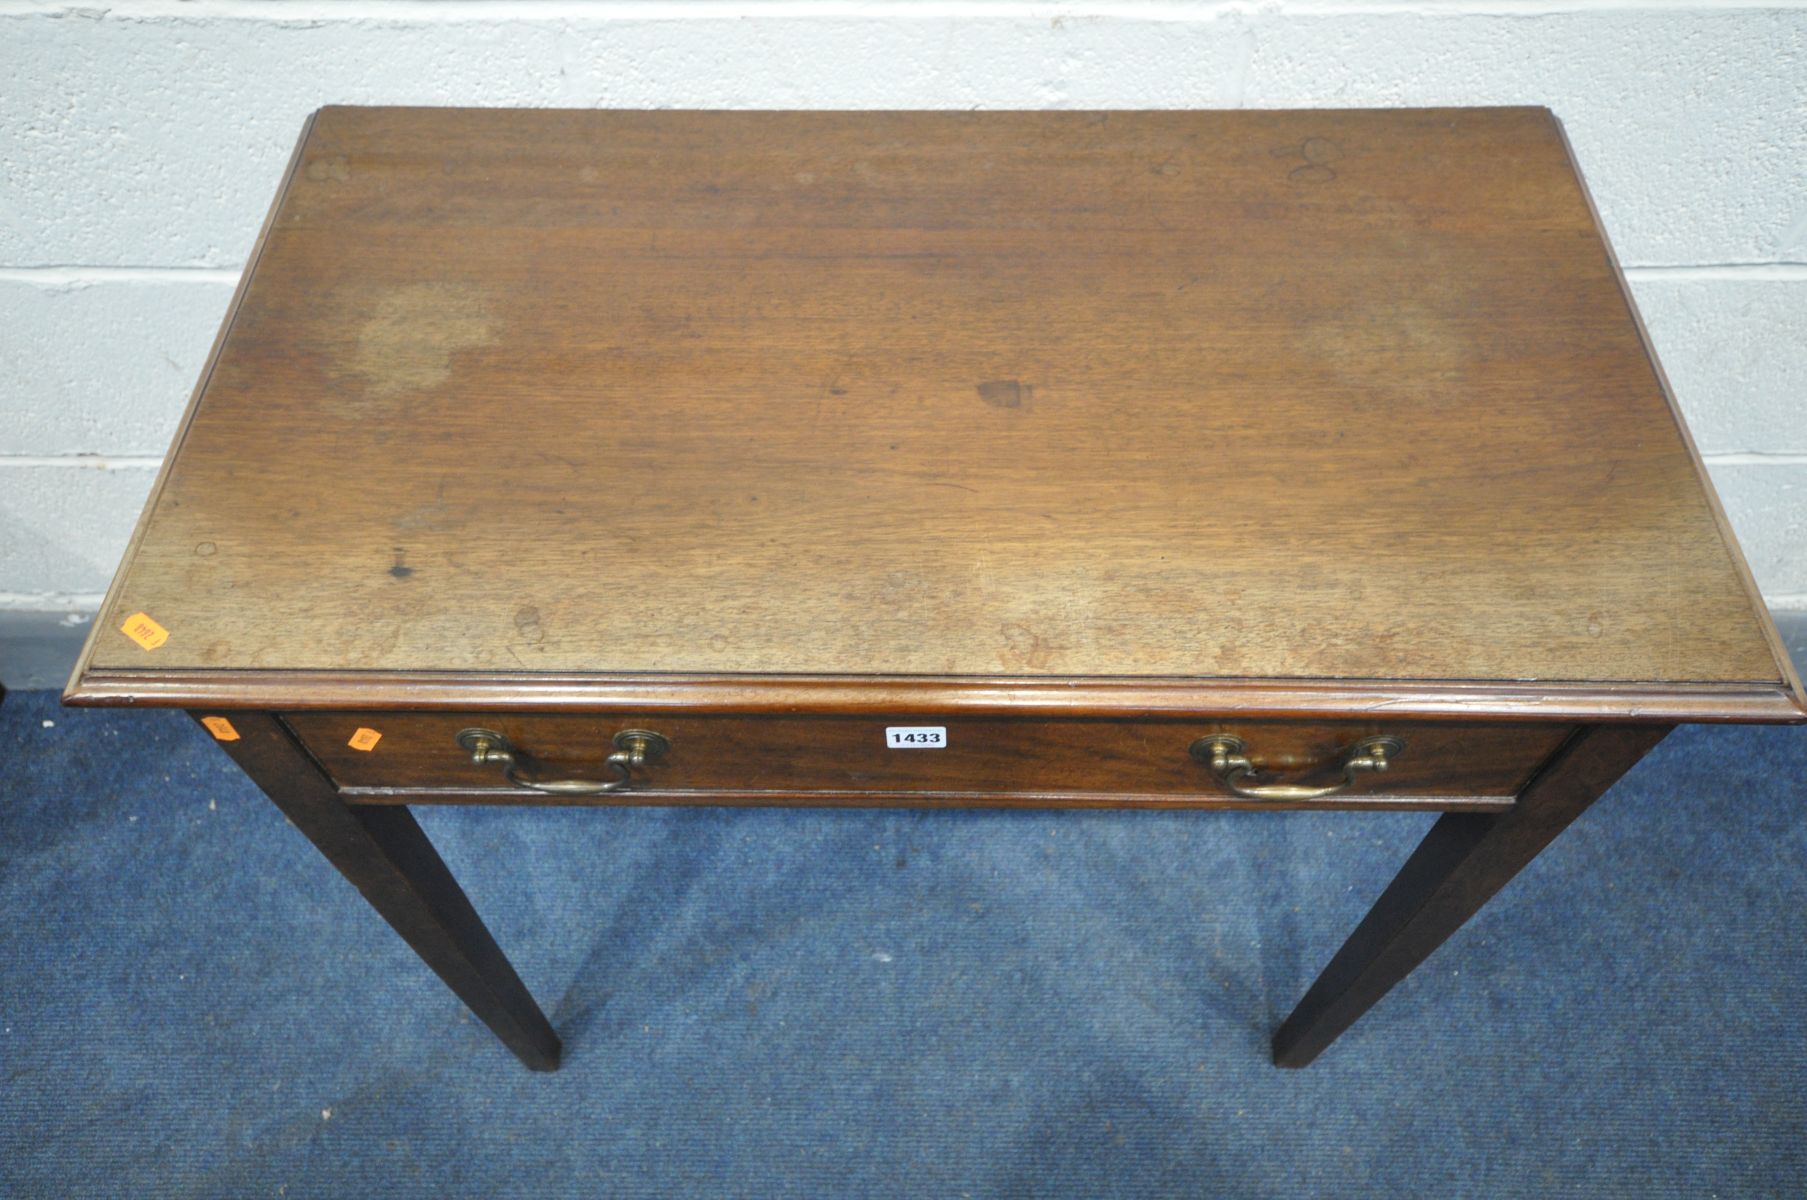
[281,712,1575,811]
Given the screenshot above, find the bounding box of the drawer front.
[283,713,1574,809]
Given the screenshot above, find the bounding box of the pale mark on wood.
[1272,138,1340,185]
[345,283,498,400]
[1000,622,1058,671]
[305,156,350,183]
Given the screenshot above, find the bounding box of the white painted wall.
[4,1,1804,644]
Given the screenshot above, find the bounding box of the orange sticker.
[348,727,383,752]
[121,612,169,651]
[201,716,240,742]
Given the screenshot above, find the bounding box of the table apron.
[272,711,1576,813]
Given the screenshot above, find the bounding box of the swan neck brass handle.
[1189,734,1404,801]
[456,728,669,794]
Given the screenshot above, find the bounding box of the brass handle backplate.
[456,728,670,794]
[1189,734,1404,801]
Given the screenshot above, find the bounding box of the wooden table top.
[70,107,1804,721]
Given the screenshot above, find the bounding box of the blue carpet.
[2,689,1804,1197]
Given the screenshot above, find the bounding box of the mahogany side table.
[65,107,1806,1071]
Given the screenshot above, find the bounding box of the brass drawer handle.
[1189,734,1404,801]
[455,728,670,794]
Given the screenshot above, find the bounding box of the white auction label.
[885,726,947,749]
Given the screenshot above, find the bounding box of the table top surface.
[70,106,1803,720]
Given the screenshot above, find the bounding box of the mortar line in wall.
[0,0,1798,21]
[0,592,107,611]
[1701,453,1807,467]
[1626,263,1807,282]
[0,456,164,469]
[0,267,241,286]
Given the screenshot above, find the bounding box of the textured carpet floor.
[2,689,1803,1197]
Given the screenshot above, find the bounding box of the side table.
[67,106,1806,1070]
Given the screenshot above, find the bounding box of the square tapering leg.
[195,712,562,1071]
[1272,724,1672,1068]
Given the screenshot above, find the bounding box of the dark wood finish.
[339,785,1514,813]
[66,670,1807,724]
[69,107,1802,710]
[1272,723,1671,1067]
[287,711,1572,806]
[194,711,561,1071]
[61,108,1806,1071]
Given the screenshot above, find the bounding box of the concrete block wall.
[4,1,1804,680]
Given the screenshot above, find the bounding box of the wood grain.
[64,667,1806,722]
[283,711,1574,804]
[72,107,1798,701]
